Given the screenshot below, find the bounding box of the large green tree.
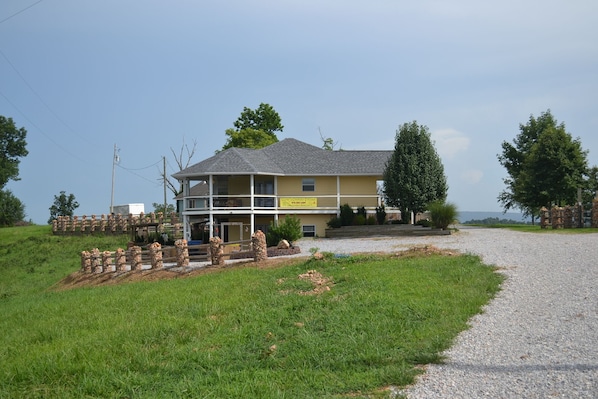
[221,103,283,151]
[383,121,447,222]
[48,191,79,224]
[498,110,589,219]
[0,116,28,188]
[0,189,25,226]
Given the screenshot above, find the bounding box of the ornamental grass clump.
[428,200,458,229]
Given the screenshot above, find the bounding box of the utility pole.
[110,144,119,214]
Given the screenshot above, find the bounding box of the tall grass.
[0,226,503,398]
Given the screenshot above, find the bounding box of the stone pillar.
[251,230,268,262]
[593,199,598,228]
[129,245,143,271]
[102,250,114,272]
[81,250,92,273]
[90,215,97,233]
[115,248,127,272]
[175,239,189,267]
[81,215,87,232]
[52,219,58,234]
[539,207,549,229]
[209,236,225,266]
[100,214,106,232]
[91,248,102,273]
[71,216,78,232]
[551,206,563,229]
[563,206,573,229]
[149,242,163,269]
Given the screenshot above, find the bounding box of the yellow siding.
[277,176,337,195]
[280,213,331,238]
[339,176,378,195]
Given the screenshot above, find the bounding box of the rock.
[277,239,290,249]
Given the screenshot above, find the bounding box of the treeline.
[462,217,530,225]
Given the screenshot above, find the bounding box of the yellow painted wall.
[339,176,378,195]
[279,213,332,238]
[277,176,337,195]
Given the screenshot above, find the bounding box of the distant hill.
[457,211,531,224]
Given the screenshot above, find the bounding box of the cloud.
[432,128,470,159]
[460,169,484,184]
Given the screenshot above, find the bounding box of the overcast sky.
[2,0,597,224]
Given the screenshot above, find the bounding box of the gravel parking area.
[296,227,598,398]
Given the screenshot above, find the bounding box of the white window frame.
[302,225,316,237]
[302,178,315,192]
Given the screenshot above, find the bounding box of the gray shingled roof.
[172,138,392,178]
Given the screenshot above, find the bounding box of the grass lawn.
[0,226,503,398]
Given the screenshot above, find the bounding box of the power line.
[0,88,88,163]
[0,48,97,147]
[0,0,45,24]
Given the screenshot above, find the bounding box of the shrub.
[327,216,342,228]
[356,206,366,219]
[353,215,366,226]
[366,216,377,225]
[375,205,386,225]
[266,215,302,246]
[339,204,354,226]
[428,201,458,229]
[415,219,432,227]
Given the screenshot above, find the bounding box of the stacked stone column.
[251,230,268,262]
[209,237,224,266]
[175,239,189,267]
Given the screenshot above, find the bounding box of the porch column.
[336,175,341,217]
[209,175,214,238]
[274,176,279,223]
[183,179,191,240]
[250,174,255,237]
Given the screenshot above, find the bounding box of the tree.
[152,202,175,215]
[383,121,447,222]
[0,116,28,188]
[221,103,283,151]
[48,191,79,224]
[160,139,197,197]
[0,189,25,227]
[498,110,589,220]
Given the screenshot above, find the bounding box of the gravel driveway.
[295,227,598,398]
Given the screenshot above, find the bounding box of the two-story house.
[172,138,393,242]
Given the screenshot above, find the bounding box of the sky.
[1,0,597,224]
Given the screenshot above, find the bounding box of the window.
[302,225,316,237]
[302,178,315,192]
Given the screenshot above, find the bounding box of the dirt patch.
[53,256,308,291]
[297,269,334,295]
[395,244,459,257]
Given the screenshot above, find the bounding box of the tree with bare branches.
[160,138,197,197]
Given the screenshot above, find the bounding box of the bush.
[353,215,366,226]
[375,205,386,225]
[366,216,377,225]
[327,216,342,228]
[428,201,458,229]
[356,206,366,219]
[339,204,354,226]
[415,219,432,227]
[266,215,302,246]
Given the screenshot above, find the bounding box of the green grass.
[0,226,503,398]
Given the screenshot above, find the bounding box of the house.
[172,138,394,242]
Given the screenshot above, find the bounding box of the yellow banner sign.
[280,197,317,208]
